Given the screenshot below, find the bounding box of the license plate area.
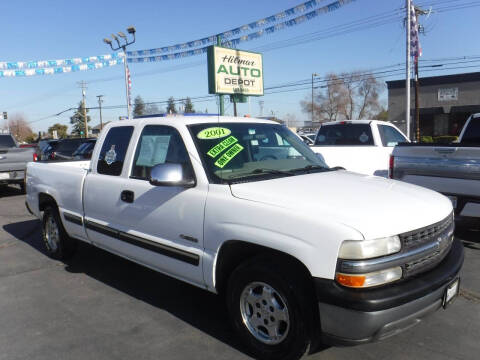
[443,278,460,308]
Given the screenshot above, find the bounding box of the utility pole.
[97,95,104,131]
[78,81,88,138]
[216,35,224,116]
[259,100,264,117]
[414,6,428,142]
[406,0,412,140]
[311,73,319,124]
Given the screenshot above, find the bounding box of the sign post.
[208,45,263,116]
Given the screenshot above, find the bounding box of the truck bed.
[392,145,480,222]
[26,160,90,241]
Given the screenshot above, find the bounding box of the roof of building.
[386,71,480,89]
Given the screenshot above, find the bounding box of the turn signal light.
[336,267,403,288]
[335,274,366,288]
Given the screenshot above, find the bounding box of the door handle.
[121,190,135,203]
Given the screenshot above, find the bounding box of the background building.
[387,72,480,137]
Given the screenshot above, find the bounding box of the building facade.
[387,72,480,138]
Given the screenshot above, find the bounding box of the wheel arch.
[38,192,59,212]
[214,240,314,295]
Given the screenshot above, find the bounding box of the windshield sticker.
[197,127,231,140]
[207,136,238,158]
[251,140,259,146]
[105,145,117,165]
[248,129,256,135]
[214,143,244,168]
[359,132,369,143]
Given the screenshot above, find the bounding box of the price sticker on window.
[197,127,231,140]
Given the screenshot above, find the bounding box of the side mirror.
[149,163,195,187]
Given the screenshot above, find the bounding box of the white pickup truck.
[391,113,480,227]
[26,116,463,360]
[311,120,409,177]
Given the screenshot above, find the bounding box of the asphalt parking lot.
[1,185,479,360]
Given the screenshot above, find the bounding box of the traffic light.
[2,112,7,120]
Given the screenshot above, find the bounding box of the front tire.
[42,206,76,260]
[227,258,312,360]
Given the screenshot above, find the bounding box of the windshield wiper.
[251,168,295,176]
[289,165,333,173]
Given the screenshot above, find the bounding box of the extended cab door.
[83,124,207,286]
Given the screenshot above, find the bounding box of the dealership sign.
[207,46,263,96]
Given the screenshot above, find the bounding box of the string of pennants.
[127,0,355,64]
[0,0,355,78]
[127,0,330,57]
[0,54,124,78]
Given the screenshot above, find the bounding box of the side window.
[131,125,191,180]
[461,118,480,144]
[97,126,134,176]
[378,125,407,146]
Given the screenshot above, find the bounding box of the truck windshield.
[314,124,374,146]
[0,135,16,148]
[189,122,329,183]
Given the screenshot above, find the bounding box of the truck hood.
[229,170,453,239]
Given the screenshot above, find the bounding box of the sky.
[1,0,480,133]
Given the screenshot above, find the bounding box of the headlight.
[338,236,401,260]
[336,267,403,288]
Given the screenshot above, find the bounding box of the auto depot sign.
[208,46,263,96]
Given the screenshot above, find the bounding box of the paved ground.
[1,185,479,360]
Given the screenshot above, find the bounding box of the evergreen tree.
[133,96,146,117]
[166,97,177,114]
[70,102,91,136]
[145,103,160,115]
[184,97,195,113]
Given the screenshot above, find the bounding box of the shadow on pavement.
[0,184,24,198]
[2,219,255,358]
[4,218,330,358]
[456,228,480,251]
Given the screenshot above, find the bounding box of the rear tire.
[226,257,312,360]
[42,206,76,260]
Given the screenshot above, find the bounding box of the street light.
[103,26,136,120]
[312,73,319,124]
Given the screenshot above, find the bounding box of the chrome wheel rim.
[45,215,59,252]
[239,281,290,345]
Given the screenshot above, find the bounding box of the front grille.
[400,212,454,277]
[400,213,453,249]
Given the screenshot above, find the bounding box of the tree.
[70,101,91,136]
[48,123,68,138]
[166,97,177,114]
[301,72,384,122]
[145,103,160,115]
[183,97,195,113]
[6,113,34,142]
[301,73,345,123]
[374,108,388,121]
[133,96,146,117]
